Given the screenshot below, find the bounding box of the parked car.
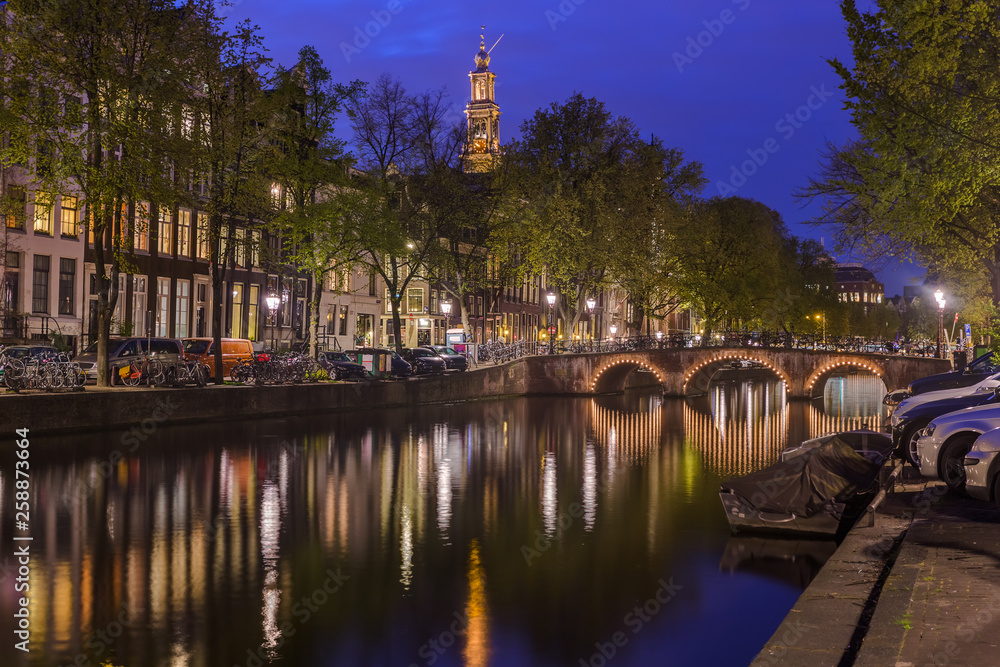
[906,351,998,397]
[964,427,1000,510]
[891,372,1000,417]
[353,347,412,378]
[891,387,1000,465]
[401,347,447,375]
[183,338,254,379]
[317,351,369,381]
[76,337,184,384]
[915,402,1000,492]
[428,345,468,372]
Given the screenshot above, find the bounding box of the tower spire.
[464,27,502,173]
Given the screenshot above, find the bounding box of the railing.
[474,332,942,364]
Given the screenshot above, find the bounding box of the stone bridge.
[517,348,951,399]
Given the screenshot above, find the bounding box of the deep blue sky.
[224,0,921,296]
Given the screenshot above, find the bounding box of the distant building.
[836,263,884,312]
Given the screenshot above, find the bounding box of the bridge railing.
[473,333,943,364]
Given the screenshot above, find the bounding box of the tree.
[668,197,788,344]
[347,74,449,354]
[802,1,1000,308]
[760,237,839,338]
[0,0,186,385]
[509,93,702,335]
[269,46,364,359]
[607,138,705,334]
[185,0,272,383]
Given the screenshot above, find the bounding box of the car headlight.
[924,423,937,438]
[973,438,1000,454]
[891,413,903,428]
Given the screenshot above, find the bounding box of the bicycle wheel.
[195,363,208,387]
[122,362,142,387]
[147,359,166,386]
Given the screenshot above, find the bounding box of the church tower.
[463,28,501,173]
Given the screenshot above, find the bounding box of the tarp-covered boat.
[719,434,888,538]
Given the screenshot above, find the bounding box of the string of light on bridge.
[682,353,790,395]
[590,359,665,393]
[805,361,885,395]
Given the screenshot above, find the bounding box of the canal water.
[0,375,886,667]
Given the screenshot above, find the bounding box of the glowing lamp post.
[656,330,663,347]
[610,324,618,343]
[265,294,280,352]
[935,290,946,359]
[586,297,596,340]
[441,301,452,343]
[546,293,556,354]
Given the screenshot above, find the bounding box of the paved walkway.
[752,468,1000,667]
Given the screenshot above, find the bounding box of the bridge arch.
[590,358,666,394]
[804,360,887,399]
[681,351,790,397]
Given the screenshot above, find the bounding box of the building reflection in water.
[0,373,885,666]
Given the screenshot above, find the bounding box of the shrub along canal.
[0,374,886,666]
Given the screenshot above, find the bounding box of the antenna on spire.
[480,24,485,45]
[488,33,505,54]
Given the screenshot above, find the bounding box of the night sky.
[223,0,920,295]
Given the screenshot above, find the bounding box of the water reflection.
[0,375,885,666]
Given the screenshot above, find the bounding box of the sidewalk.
[751,468,1000,667]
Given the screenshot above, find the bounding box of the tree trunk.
[391,297,404,355]
[309,276,323,359]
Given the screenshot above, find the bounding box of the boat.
[719,431,894,539]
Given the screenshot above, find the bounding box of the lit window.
[177,209,192,257]
[60,196,78,237]
[33,192,53,235]
[157,207,172,255]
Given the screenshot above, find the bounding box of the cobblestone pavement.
[752,467,1000,667]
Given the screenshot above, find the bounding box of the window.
[326,308,335,334]
[247,284,259,342]
[196,212,210,260]
[3,252,20,314]
[58,258,75,315]
[156,277,170,336]
[339,305,348,336]
[56,195,77,237]
[157,206,171,255]
[231,283,243,337]
[133,276,147,337]
[251,230,261,267]
[33,192,53,235]
[64,94,83,128]
[5,187,26,230]
[175,279,190,338]
[177,209,191,257]
[32,255,50,313]
[181,106,194,139]
[133,203,149,251]
[407,288,423,313]
[368,268,376,296]
[234,227,246,267]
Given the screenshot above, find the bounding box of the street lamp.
[610,324,618,341]
[586,297,596,340]
[546,292,556,354]
[935,289,946,359]
[656,330,663,346]
[441,301,452,343]
[265,293,280,352]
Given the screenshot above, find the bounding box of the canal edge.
[749,499,915,666]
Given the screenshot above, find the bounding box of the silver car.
[964,427,1000,510]
[915,402,1000,492]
